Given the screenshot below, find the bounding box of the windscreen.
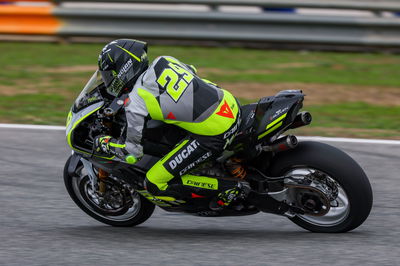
[73,70,104,112]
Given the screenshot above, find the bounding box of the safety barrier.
[3,0,400,13]
[57,0,400,13]
[1,0,400,50]
[0,5,60,35]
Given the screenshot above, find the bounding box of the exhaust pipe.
[263,135,298,152]
[289,111,312,129]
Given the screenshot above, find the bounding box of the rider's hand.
[93,136,137,164]
[94,135,112,154]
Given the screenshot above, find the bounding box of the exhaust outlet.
[289,111,312,129]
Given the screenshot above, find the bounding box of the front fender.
[67,153,82,177]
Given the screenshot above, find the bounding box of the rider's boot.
[209,182,251,211]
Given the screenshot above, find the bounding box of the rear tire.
[63,155,155,227]
[267,141,373,233]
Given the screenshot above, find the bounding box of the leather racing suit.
[110,56,241,200]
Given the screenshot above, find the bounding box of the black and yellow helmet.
[98,39,148,97]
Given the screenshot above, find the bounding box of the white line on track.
[1,123,399,145]
[297,136,400,145]
[0,123,65,131]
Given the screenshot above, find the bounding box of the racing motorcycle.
[64,71,373,233]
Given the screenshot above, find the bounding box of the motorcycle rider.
[94,39,249,210]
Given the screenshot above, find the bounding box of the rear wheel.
[267,141,373,233]
[63,156,155,227]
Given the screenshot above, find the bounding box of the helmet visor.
[100,69,124,97]
[99,70,115,87]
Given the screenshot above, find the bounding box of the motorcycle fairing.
[66,71,120,160]
[255,90,304,142]
[66,101,107,156]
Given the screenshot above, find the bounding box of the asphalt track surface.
[0,127,399,266]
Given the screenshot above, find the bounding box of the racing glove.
[94,135,138,164]
[94,135,113,154]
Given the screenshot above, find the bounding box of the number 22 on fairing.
[157,63,194,102]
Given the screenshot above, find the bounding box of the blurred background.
[1,2,399,265]
[0,0,399,139]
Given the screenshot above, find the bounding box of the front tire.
[63,155,155,227]
[267,141,373,233]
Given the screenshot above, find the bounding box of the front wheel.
[267,141,373,233]
[63,155,155,227]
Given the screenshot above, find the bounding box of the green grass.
[2,42,400,87]
[0,94,67,125]
[0,42,399,138]
[306,102,400,130]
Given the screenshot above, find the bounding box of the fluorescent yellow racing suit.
[112,56,241,199]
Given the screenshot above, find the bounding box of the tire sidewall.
[63,156,155,227]
[266,141,373,233]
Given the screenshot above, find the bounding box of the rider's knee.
[144,177,163,195]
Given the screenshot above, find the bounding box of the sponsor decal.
[98,41,117,70]
[223,116,240,140]
[166,112,176,120]
[117,59,133,79]
[271,107,289,120]
[184,179,217,189]
[223,116,241,149]
[169,140,199,170]
[178,152,212,176]
[87,96,98,103]
[100,43,113,55]
[216,100,234,119]
[136,190,172,207]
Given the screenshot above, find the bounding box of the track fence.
[1,0,400,51]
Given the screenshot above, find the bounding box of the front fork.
[98,168,110,194]
[81,157,109,193]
